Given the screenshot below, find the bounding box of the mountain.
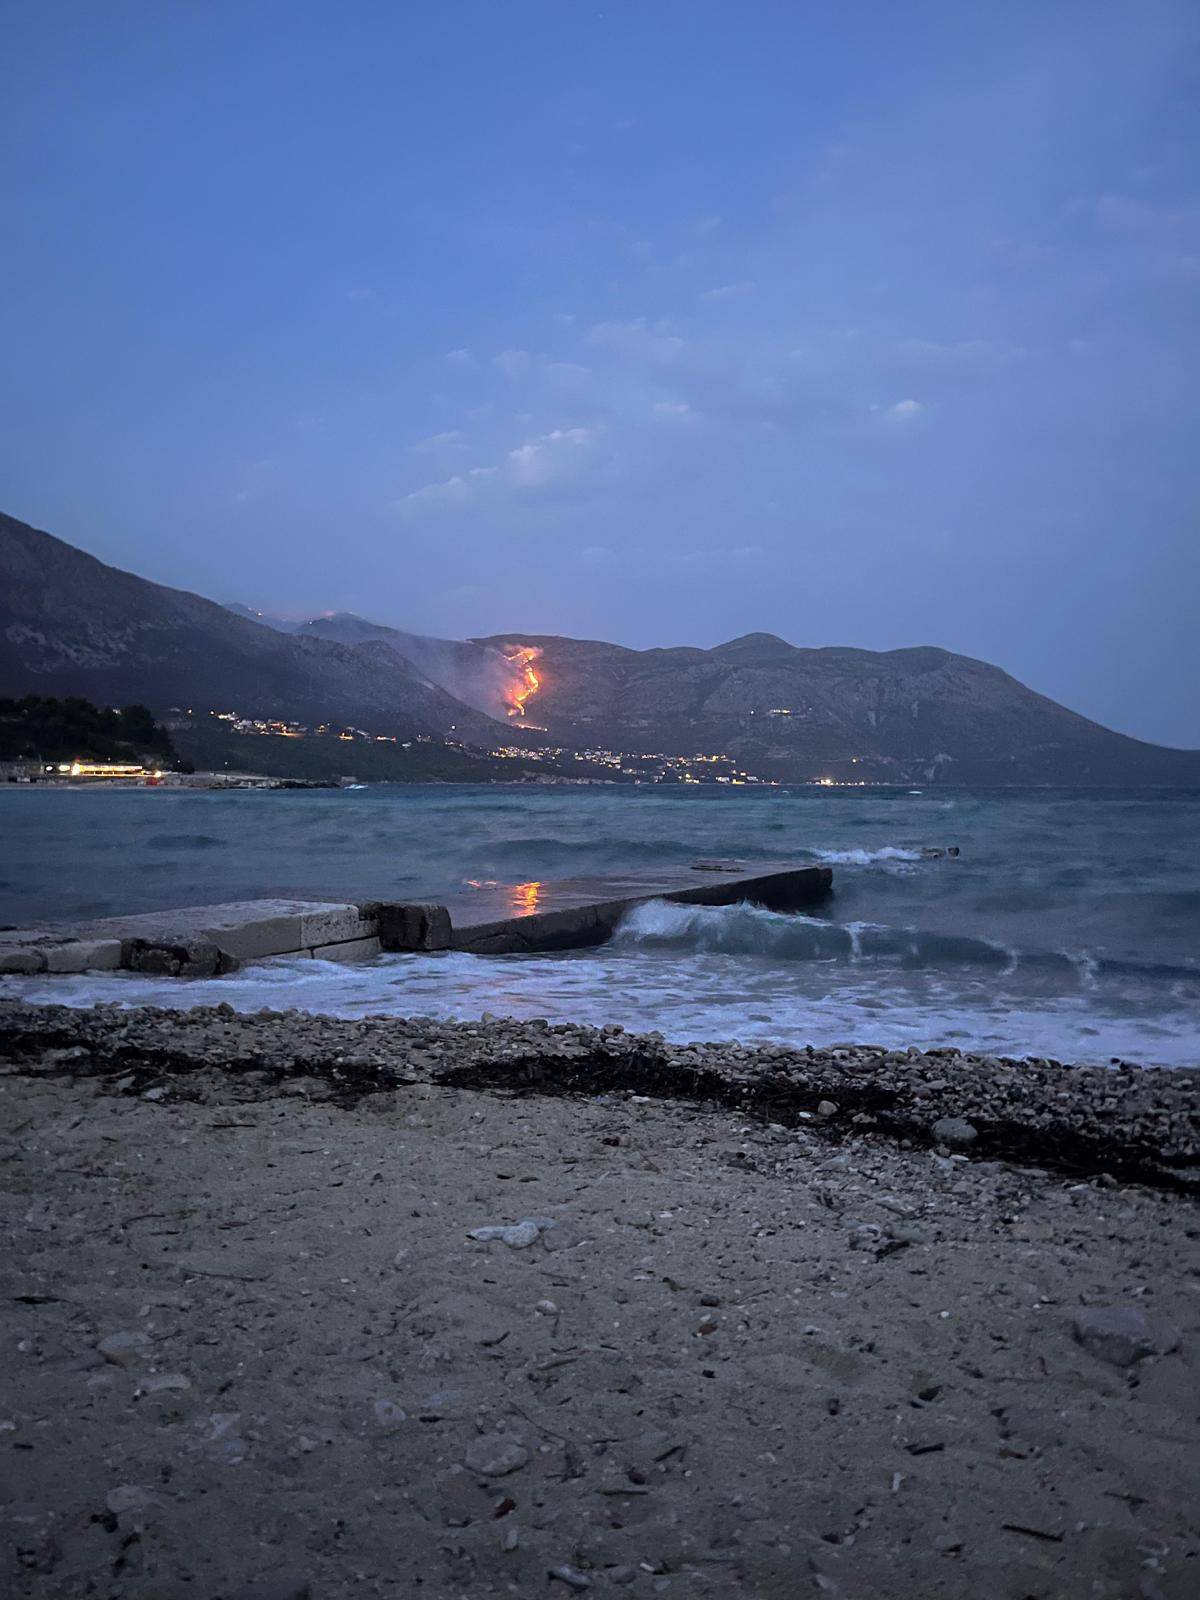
[5,510,1198,785]
[0,513,507,745]
[472,630,1200,786]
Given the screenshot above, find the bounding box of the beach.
[2,1001,1197,1598]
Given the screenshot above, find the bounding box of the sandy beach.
[1,1001,1197,1598]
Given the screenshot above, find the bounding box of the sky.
[2,2,1198,746]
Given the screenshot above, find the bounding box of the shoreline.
[2,997,1197,1598]
[3,1000,1196,1189]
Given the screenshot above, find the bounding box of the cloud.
[395,465,497,513]
[892,338,1025,372]
[654,400,692,417]
[544,361,593,389]
[396,427,602,513]
[411,429,466,453]
[508,426,596,487]
[882,398,924,422]
[493,348,531,379]
[586,319,685,364]
[445,348,474,364]
[697,281,755,304]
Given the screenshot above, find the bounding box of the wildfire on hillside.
[502,645,542,717]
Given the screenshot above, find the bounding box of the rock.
[549,1564,592,1591]
[535,1299,559,1316]
[467,1217,552,1248]
[931,1117,978,1149]
[373,1398,407,1429]
[817,1100,838,1118]
[1071,1306,1181,1367]
[98,1330,151,1367]
[463,1434,529,1477]
[105,1484,160,1515]
[136,1372,191,1396]
[886,1220,926,1246]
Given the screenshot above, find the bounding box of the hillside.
[5,511,1198,785]
[0,513,506,746]
[474,631,1200,786]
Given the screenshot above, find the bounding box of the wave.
[612,899,1200,985]
[809,845,923,865]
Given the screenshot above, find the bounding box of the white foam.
[811,845,923,865]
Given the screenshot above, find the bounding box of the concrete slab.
[61,900,367,963]
[300,906,376,949]
[0,865,833,974]
[444,860,832,954]
[307,936,383,964]
[364,902,452,952]
[43,939,123,974]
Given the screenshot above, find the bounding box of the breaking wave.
[612,898,1200,985]
[809,845,924,865]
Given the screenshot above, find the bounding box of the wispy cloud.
[587,319,685,364]
[396,426,603,514]
[411,429,467,453]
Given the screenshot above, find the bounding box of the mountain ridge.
[4,511,1198,784]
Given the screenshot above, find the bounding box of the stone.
[886,1221,926,1245]
[549,1564,592,1591]
[300,904,377,948]
[98,1330,151,1367]
[817,1100,838,1118]
[373,1398,407,1429]
[463,1434,529,1477]
[44,939,123,974]
[105,1484,161,1516]
[1072,1306,1181,1367]
[170,1250,274,1281]
[370,901,453,952]
[0,947,43,974]
[307,935,382,964]
[468,1218,551,1248]
[136,1372,191,1395]
[931,1116,978,1149]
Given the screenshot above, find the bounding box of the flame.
[502,645,541,717]
[512,880,542,915]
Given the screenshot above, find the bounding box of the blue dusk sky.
[2,1,1198,744]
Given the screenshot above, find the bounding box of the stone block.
[197,909,305,961]
[125,939,223,978]
[370,903,452,952]
[0,946,44,974]
[300,905,378,948]
[308,935,382,964]
[44,939,124,974]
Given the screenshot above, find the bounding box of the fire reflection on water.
[512,880,542,915]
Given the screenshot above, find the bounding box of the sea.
[2,784,1198,1067]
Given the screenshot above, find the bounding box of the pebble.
[135,1372,191,1395]
[105,1484,159,1515]
[468,1217,552,1248]
[817,1100,838,1118]
[373,1398,407,1429]
[549,1564,592,1591]
[931,1116,978,1149]
[463,1434,529,1477]
[98,1331,151,1367]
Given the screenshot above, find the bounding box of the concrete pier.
[0,860,832,974]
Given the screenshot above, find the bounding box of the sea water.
[2,784,1198,1066]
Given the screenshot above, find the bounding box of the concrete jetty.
[0,860,831,975]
